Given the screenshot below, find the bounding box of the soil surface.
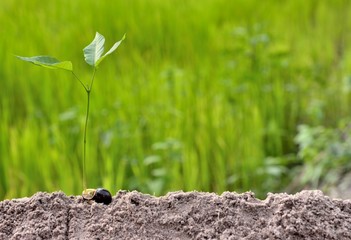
[1,190,351,239]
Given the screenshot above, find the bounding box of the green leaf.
[83,32,105,66]
[96,33,126,67]
[16,55,73,71]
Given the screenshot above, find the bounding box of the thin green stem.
[89,68,97,90]
[71,69,97,190]
[72,71,88,91]
[82,67,97,190]
[83,89,90,190]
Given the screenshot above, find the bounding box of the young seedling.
[17,32,125,204]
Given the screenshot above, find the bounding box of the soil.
[1,190,351,239]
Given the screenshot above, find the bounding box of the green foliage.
[294,122,351,191]
[83,32,125,67]
[2,0,351,200]
[17,32,125,191]
[16,56,73,71]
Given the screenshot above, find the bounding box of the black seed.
[92,188,112,205]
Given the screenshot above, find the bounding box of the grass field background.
[1,0,351,200]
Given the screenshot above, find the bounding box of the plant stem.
[72,72,88,92]
[72,69,96,190]
[83,89,90,190]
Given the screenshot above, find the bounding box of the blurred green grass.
[1,0,351,199]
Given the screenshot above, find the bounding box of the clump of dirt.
[1,190,351,239]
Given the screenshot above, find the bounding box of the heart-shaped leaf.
[16,55,73,71]
[83,32,105,67]
[83,32,125,68]
[96,34,126,67]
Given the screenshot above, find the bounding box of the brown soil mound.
[0,190,350,239]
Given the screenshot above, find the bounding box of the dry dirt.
[1,190,351,239]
